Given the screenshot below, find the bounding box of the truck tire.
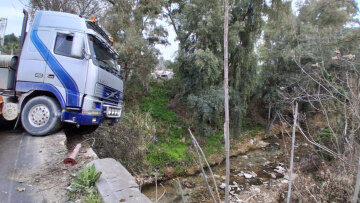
[21,96,62,136]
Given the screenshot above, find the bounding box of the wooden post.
[223,0,230,202]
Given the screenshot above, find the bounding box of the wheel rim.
[28,104,50,128]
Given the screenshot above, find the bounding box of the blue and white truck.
[0,10,123,136]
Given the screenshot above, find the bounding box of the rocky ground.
[7,131,98,202]
[141,134,296,202]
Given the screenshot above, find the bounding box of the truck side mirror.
[71,33,84,59]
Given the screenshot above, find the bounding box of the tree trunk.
[286,102,298,203]
[352,153,360,203]
[223,0,230,202]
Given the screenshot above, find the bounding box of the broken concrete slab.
[87,158,151,203]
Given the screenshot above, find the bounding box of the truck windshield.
[88,35,119,75]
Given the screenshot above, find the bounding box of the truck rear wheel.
[21,96,62,136]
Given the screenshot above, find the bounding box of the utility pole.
[223,0,230,202]
[0,18,7,46]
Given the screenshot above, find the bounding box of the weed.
[174,167,184,175]
[139,84,191,171]
[314,128,335,142]
[84,191,102,203]
[71,164,102,190]
[69,164,103,203]
[205,133,224,155]
[140,91,179,123]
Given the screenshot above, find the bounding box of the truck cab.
[0,11,123,136]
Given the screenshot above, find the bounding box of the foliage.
[140,86,179,123]
[84,191,103,203]
[259,1,360,201]
[91,81,193,173]
[29,0,109,17]
[90,109,157,170]
[139,82,193,170]
[0,34,20,55]
[71,164,102,190]
[104,0,167,97]
[204,132,224,155]
[165,0,283,137]
[69,164,103,203]
[314,128,335,142]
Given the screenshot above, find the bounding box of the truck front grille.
[95,83,121,102]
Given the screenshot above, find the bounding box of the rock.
[250,171,257,178]
[281,179,289,184]
[165,167,175,178]
[180,137,186,143]
[219,183,231,191]
[220,183,226,189]
[242,155,248,159]
[274,166,286,174]
[16,187,26,192]
[221,175,226,180]
[256,140,270,148]
[244,173,253,179]
[182,181,195,188]
[270,173,277,179]
[263,161,271,166]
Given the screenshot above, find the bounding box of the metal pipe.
[19,9,28,53]
[64,143,82,165]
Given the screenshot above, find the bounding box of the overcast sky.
[0,0,359,61]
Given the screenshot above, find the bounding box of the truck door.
[44,31,88,108]
[16,29,50,83]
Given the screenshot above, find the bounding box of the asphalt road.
[0,124,45,203]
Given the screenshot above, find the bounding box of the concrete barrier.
[87,158,151,203]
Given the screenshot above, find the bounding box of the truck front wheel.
[21,96,62,136]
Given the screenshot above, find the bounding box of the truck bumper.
[61,111,103,125]
[61,95,122,125]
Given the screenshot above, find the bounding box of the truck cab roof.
[32,11,117,56]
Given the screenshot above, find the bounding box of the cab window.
[54,33,73,57]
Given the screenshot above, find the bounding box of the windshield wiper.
[98,63,118,75]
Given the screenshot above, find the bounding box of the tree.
[259,0,360,201]
[104,0,168,98]
[165,0,282,137]
[0,34,20,55]
[29,0,109,17]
